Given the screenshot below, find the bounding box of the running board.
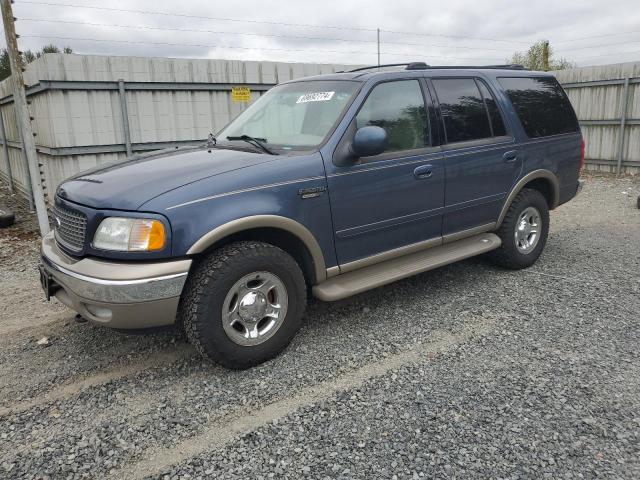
[313,233,501,301]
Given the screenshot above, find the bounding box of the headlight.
[93,217,166,252]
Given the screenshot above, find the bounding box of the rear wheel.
[179,241,306,369]
[488,188,549,269]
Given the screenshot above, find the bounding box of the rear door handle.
[503,150,518,163]
[414,164,433,179]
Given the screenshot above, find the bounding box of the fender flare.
[186,215,327,282]
[496,169,560,228]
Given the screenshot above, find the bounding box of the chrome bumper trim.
[41,254,189,303]
[40,232,191,304]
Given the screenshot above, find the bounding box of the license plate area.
[39,265,58,301]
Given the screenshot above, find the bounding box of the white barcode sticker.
[296,91,335,103]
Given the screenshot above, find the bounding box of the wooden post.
[377,29,380,67]
[0,0,50,234]
[542,41,550,72]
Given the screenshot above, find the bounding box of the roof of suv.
[283,64,552,84]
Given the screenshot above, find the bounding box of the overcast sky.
[4,0,640,67]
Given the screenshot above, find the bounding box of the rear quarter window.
[432,78,492,143]
[498,77,580,138]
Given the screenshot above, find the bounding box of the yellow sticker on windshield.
[231,87,252,103]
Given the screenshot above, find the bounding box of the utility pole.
[1,0,50,234]
[377,28,380,67]
[542,41,550,72]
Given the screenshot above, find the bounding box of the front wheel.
[179,241,307,369]
[488,188,550,269]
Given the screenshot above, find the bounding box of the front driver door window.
[325,79,445,267]
[355,80,429,154]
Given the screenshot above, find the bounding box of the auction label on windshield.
[231,87,252,103]
[296,91,335,103]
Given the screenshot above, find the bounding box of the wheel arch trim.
[186,215,327,282]
[497,170,560,228]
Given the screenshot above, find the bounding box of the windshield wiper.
[226,135,277,155]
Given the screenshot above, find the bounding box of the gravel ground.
[0,174,638,479]
[0,183,67,334]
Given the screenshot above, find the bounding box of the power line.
[555,30,640,44]
[559,39,640,52]
[19,34,505,61]
[17,18,380,45]
[17,0,640,53]
[18,0,533,46]
[18,0,375,32]
[18,18,517,52]
[380,29,529,45]
[572,49,640,60]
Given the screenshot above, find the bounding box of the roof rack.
[347,63,428,72]
[426,64,526,70]
[346,63,526,73]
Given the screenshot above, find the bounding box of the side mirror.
[350,126,387,158]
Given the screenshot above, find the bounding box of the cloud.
[6,0,640,67]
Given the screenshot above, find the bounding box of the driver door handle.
[414,165,433,179]
[503,150,518,163]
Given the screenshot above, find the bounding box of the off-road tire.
[0,206,15,228]
[488,188,549,270]
[178,241,306,369]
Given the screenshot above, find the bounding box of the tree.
[0,49,10,81]
[0,44,73,81]
[23,50,37,63]
[507,41,575,71]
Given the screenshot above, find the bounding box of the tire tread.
[178,241,306,368]
[489,188,549,270]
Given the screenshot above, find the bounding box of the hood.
[56,147,276,210]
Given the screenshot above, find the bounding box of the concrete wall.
[0,54,355,201]
[2,56,638,205]
[554,62,640,174]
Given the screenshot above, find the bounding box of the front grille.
[53,203,87,252]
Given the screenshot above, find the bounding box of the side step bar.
[313,233,501,301]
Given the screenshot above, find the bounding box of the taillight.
[580,139,585,171]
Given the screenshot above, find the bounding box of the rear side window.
[356,80,429,152]
[433,78,494,143]
[498,77,579,138]
[477,81,507,137]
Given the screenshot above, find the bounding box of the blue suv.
[40,63,583,368]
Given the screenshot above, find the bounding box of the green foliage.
[23,50,37,63]
[507,41,575,71]
[0,50,10,82]
[41,44,62,55]
[0,45,73,81]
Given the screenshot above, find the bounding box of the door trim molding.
[335,206,443,239]
[338,221,500,275]
[326,266,341,278]
[339,236,442,274]
[442,222,496,244]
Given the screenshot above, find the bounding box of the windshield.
[218,80,360,151]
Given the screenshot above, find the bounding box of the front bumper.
[40,232,191,329]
